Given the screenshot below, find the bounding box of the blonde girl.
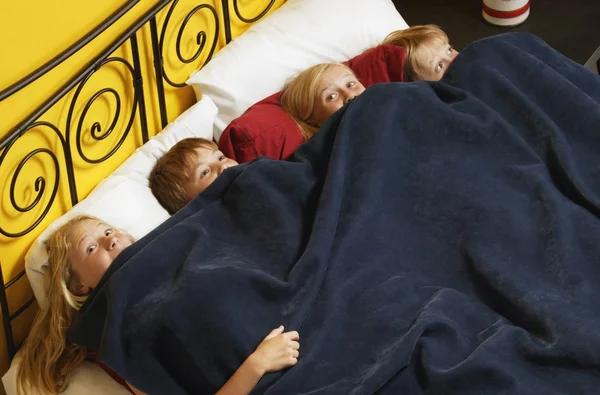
[280,63,366,141]
[17,215,300,395]
[383,24,459,82]
[17,215,134,394]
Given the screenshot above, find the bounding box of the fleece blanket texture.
[72,33,600,394]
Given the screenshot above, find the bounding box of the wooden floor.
[392,0,600,65]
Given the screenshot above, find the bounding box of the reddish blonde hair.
[383,24,449,81]
[149,137,217,214]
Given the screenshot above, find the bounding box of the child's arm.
[216,325,300,395]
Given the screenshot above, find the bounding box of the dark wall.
[392,0,600,64]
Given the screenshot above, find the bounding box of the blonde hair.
[149,137,218,214]
[383,24,449,81]
[280,63,355,141]
[17,215,95,394]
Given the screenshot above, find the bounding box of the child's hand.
[249,326,300,375]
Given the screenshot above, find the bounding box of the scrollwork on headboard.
[149,0,279,128]
[0,123,62,238]
[223,0,277,42]
[0,0,283,362]
[70,55,146,160]
[0,0,282,238]
[0,0,170,361]
[232,0,276,23]
[155,0,220,88]
[0,33,151,237]
[150,0,222,128]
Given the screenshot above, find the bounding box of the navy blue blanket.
[72,33,600,394]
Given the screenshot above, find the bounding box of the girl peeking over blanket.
[280,63,366,140]
[149,27,458,213]
[17,215,300,395]
[383,24,459,82]
[280,25,459,139]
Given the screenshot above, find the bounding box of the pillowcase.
[218,44,406,163]
[24,95,218,307]
[186,0,408,140]
[345,44,406,87]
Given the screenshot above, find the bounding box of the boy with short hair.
[149,137,238,214]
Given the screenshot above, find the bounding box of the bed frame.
[0,0,276,362]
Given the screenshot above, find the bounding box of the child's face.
[309,65,365,127]
[416,39,459,81]
[70,219,132,293]
[183,147,239,201]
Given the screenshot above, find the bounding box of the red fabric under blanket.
[218,44,406,163]
[88,351,134,394]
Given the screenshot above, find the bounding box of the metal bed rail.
[0,0,276,361]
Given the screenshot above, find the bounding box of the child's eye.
[447,46,453,55]
[327,93,337,101]
[200,169,210,178]
[219,155,226,161]
[347,81,356,88]
[435,63,443,73]
[105,229,113,236]
[86,245,96,255]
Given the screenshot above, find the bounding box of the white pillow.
[186,0,408,140]
[25,95,218,307]
[2,357,130,395]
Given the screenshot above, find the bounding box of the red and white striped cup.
[482,0,530,26]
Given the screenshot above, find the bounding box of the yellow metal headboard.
[0,0,285,381]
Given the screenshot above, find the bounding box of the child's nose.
[217,163,230,175]
[105,236,119,250]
